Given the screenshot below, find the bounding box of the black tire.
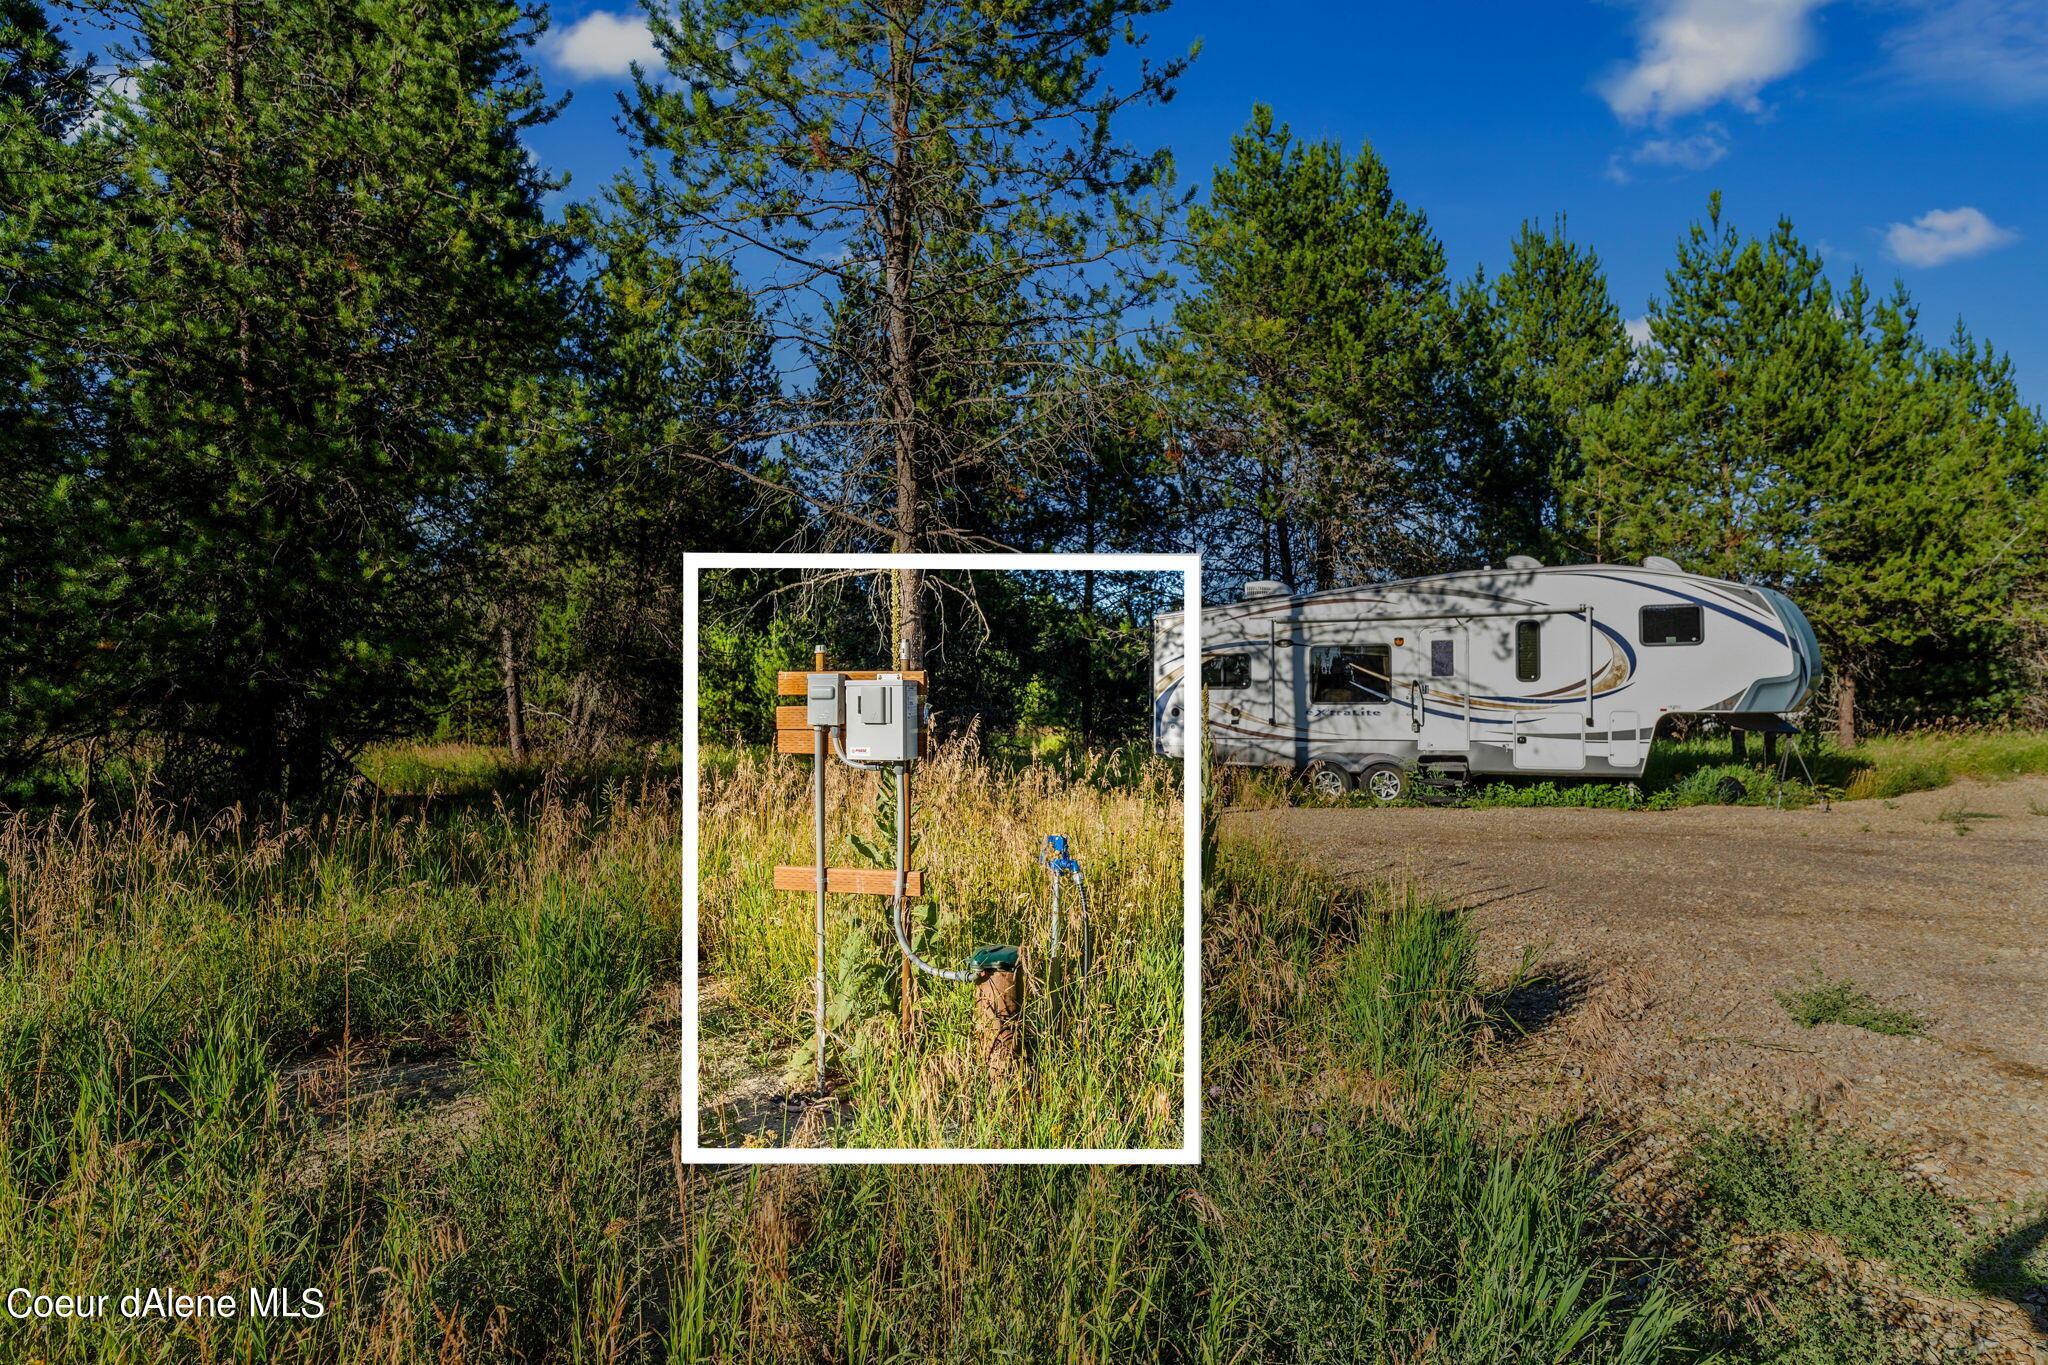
[1360,762,1408,804]
[1301,760,1353,799]
[1716,775,1747,804]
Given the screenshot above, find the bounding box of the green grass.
[1228,727,2048,813]
[1686,1120,2047,1304]
[695,744,1186,1150]
[6,739,2025,1361]
[1775,969,1932,1037]
[0,741,1719,1362]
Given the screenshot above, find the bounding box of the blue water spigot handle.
[1043,834,1081,875]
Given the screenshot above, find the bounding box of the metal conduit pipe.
[812,725,828,1095]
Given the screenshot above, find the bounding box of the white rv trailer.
[1152,557,1821,799]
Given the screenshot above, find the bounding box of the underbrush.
[1,740,1712,1362]
[4,739,2019,1361]
[0,743,681,1363]
[1219,727,2048,813]
[1679,1118,2047,1338]
[677,840,1695,1362]
[695,743,1186,1149]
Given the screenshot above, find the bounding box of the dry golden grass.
[695,740,1186,1149]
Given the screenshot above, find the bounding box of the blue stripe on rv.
[1580,573,1789,647]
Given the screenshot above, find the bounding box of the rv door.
[1394,630,1469,752]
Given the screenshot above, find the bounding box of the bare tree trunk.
[1835,673,1857,750]
[1080,567,1096,745]
[500,622,527,763]
[883,11,925,671]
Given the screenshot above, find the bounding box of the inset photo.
[681,553,1200,1161]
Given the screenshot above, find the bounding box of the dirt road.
[1225,777,2048,1203]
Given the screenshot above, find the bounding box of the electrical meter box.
[804,672,846,727]
[843,677,920,762]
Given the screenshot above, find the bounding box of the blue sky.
[522,0,2047,397]
[58,0,2048,397]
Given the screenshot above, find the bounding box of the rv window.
[1515,620,1541,682]
[1202,654,1251,689]
[1430,639,1455,677]
[1640,604,1703,646]
[1311,646,1391,704]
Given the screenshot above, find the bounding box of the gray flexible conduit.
[889,762,975,982]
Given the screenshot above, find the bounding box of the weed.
[1687,1121,2037,1296]
[1775,970,1931,1037]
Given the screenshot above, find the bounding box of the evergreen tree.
[1811,287,2048,740]
[0,0,101,781]
[1458,217,1630,562]
[1568,196,1847,586]
[617,0,1189,664]
[1156,105,1459,593]
[73,0,570,801]
[486,233,790,752]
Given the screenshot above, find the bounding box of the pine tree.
[1811,286,2048,740]
[73,0,570,802]
[0,0,101,780]
[489,230,790,751]
[1458,217,1631,562]
[616,0,1189,665]
[1156,105,1459,592]
[1568,196,1847,586]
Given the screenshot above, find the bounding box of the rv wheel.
[1301,760,1353,799]
[1361,762,1408,803]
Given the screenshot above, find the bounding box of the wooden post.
[1730,726,1747,763]
[899,741,917,1042]
[1763,730,1780,766]
[975,965,1023,1081]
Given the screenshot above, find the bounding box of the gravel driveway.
[1224,776,2048,1203]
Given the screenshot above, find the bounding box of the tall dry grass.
[695,742,1185,1149]
[0,741,1702,1362]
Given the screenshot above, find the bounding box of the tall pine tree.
[1457,217,1631,563]
[1568,196,1846,586]
[1156,105,1459,592]
[0,1,102,781]
[74,0,570,801]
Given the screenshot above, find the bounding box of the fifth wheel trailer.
[1152,557,1821,799]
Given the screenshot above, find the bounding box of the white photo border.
[680,551,1203,1164]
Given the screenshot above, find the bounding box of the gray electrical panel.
[843,677,920,762]
[805,672,846,727]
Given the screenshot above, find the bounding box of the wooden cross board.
[771,865,925,896]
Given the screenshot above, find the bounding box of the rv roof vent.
[1642,555,1682,573]
[1504,554,1542,570]
[1242,579,1290,601]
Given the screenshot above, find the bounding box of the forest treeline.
[4,0,2045,803]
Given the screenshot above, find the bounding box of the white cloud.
[1605,124,1729,182]
[546,11,661,79]
[1886,0,2048,104]
[1625,317,1655,348]
[1883,206,2020,266]
[1640,125,1731,169]
[1603,0,1833,123]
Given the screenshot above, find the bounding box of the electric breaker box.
[804,672,846,727]
[843,678,920,761]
